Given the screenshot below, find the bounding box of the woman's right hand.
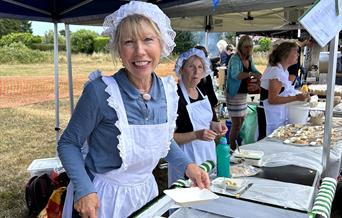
[195,129,217,141]
[295,93,310,102]
[74,193,99,218]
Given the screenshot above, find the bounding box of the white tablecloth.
[241,139,342,178]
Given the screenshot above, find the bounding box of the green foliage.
[173,31,196,54]
[43,30,65,44]
[0,19,32,38]
[255,37,272,52]
[30,43,66,51]
[0,32,41,47]
[59,30,66,37]
[71,29,98,54]
[94,36,109,53]
[222,32,236,45]
[0,42,49,64]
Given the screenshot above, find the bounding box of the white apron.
[263,76,297,135]
[168,81,216,186]
[63,75,178,218]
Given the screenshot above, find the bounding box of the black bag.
[25,173,56,215]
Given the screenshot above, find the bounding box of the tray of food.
[268,124,342,147]
[267,124,303,141]
[211,177,247,191]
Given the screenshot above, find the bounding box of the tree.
[0,32,41,47]
[0,19,32,38]
[59,30,66,37]
[222,32,236,45]
[257,37,272,52]
[173,31,196,54]
[43,30,65,44]
[71,29,98,54]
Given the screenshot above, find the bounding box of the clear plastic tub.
[27,157,62,177]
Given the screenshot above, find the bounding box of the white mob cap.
[103,1,176,57]
[174,48,212,78]
[217,39,228,53]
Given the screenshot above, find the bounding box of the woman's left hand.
[185,163,210,189]
[211,121,228,136]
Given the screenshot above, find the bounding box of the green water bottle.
[216,136,230,178]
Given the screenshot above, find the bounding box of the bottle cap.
[219,136,227,144]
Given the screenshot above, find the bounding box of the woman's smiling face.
[119,20,162,80]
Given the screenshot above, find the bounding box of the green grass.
[0,99,71,217]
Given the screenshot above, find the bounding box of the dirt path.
[0,63,265,108]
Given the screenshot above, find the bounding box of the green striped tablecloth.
[171,160,215,188]
[309,177,337,218]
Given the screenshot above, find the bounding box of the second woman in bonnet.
[57,1,209,217]
[168,48,227,186]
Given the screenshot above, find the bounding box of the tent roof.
[166,0,315,32]
[0,0,315,32]
[0,0,195,24]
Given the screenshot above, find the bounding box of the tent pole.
[205,31,209,50]
[204,15,210,50]
[53,23,60,147]
[65,24,74,114]
[322,33,339,176]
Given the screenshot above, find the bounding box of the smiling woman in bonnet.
[57,1,209,217]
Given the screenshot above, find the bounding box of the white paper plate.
[163,187,219,206]
[283,139,308,146]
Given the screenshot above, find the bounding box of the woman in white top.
[260,41,309,135]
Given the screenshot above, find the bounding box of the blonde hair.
[268,41,298,66]
[237,35,253,55]
[111,14,163,63]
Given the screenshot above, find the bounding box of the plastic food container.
[287,101,310,124]
[233,149,264,166]
[211,177,247,191]
[27,157,62,177]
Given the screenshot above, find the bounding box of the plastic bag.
[230,163,261,177]
[240,105,258,144]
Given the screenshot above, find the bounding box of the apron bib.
[63,76,178,218]
[263,70,296,135]
[168,81,216,186]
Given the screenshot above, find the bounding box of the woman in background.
[226,35,261,149]
[168,48,227,186]
[260,41,309,135]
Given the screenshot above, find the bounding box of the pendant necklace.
[138,89,151,101]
